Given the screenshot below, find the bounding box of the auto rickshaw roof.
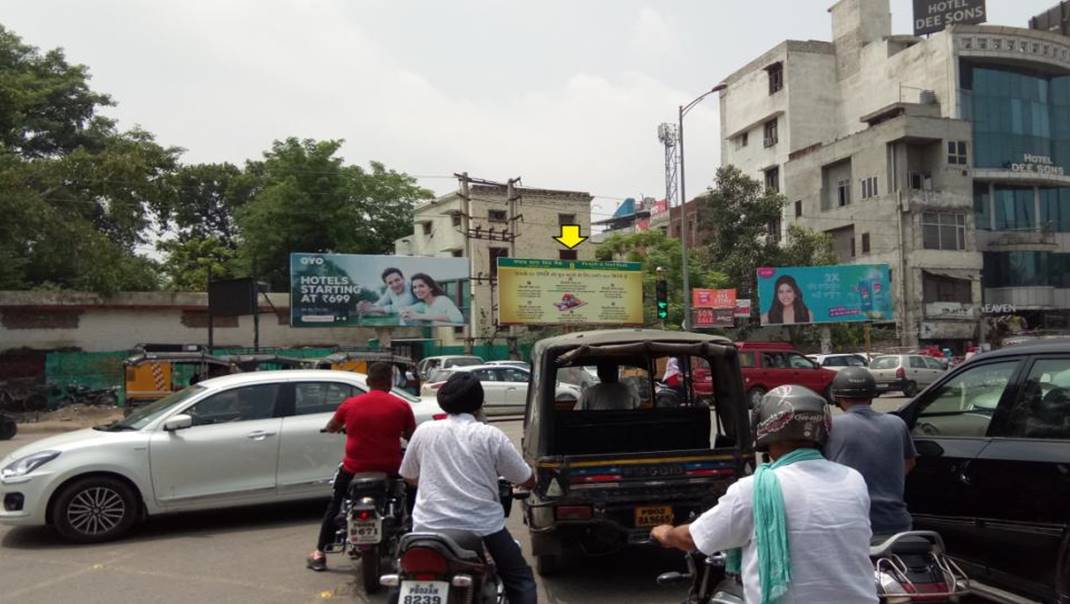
[317,351,415,365]
[123,351,232,366]
[533,329,733,358]
[218,354,310,370]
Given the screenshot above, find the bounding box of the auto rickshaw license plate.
[635,505,674,527]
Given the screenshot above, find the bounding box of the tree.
[237,138,433,290]
[163,162,254,246]
[158,236,237,291]
[595,230,727,327]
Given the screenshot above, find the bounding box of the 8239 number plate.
[400,580,449,604]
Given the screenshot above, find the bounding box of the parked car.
[808,353,870,371]
[869,354,946,397]
[0,370,445,543]
[896,341,1070,603]
[415,355,484,380]
[694,342,837,407]
[485,360,531,371]
[420,365,581,413]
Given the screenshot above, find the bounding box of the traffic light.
[656,279,669,320]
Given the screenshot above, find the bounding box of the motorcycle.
[320,430,411,594]
[656,531,970,603]
[380,480,523,604]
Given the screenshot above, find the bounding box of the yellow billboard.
[497,258,643,326]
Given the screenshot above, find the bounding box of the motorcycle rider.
[307,362,416,571]
[824,366,917,536]
[399,371,538,604]
[651,385,877,603]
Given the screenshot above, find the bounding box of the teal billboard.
[757,264,892,326]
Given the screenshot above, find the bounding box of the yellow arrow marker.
[554,225,588,250]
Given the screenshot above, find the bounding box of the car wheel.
[902,381,918,398]
[51,476,139,543]
[536,553,561,576]
[0,415,15,440]
[747,387,767,409]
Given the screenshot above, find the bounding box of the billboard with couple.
[289,253,469,328]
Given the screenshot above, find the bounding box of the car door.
[474,368,510,409]
[906,356,928,387]
[500,367,530,407]
[276,380,360,497]
[758,352,793,390]
[900,357,1024,576]
[921,356,946,386]
[786,352,826,392]
[149,382,284,506]
[964,356,1070,598]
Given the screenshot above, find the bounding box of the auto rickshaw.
[218,353,311,372]
[521,329,752,575]
[123,350,233,411]
[310,351,420,393]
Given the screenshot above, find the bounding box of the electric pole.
[458,172,474,354]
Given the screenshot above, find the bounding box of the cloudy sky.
[2,0,1058,220]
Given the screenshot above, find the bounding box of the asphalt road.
[0,394,988,604]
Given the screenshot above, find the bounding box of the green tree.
[164,162,254,246]
[595,230,727,327]
[237,138,433,290]
[158,236,237,291]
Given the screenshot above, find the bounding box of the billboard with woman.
[757,264,892,325]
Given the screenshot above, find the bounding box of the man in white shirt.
[400,372,537,604]
[576,363,638,411]
[358,267,416,316]
[651,385,877,604]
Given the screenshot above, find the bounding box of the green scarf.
[724,448,825,604]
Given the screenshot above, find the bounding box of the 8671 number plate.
[400,580,449,604]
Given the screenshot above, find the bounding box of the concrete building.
[717,0,1070,349]
[591,197,653,243]
[395,184,594,347]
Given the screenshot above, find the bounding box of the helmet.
[831,367,877,401]
[752,385,831,451]
[437,371,485,415]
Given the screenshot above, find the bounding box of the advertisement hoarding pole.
[459,173,474,354]
[507,178,520,360]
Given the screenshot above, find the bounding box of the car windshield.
[390,387,420,403]
[870,356,899,369]
[447,357,482,367]
[100,386,206,431]
[427,368,455,383]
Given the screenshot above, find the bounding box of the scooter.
[656,531,970,603]
[381,480,523,604]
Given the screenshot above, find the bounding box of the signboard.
[651,199,669,218]
[497,258,643,326]
[289,253,469,327]
[692,288,737,310]
[209,278,258,316]
[693,308,735,328]
[1009,154,1065,176]
[913,0,986,36]
[757,264,892,326]
[924,302,979,320]
[734,298,752,318]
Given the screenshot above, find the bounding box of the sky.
[2,0,1060,222]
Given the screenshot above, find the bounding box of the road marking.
[4,552,137,601]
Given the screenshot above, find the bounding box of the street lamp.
[678,82,726,331]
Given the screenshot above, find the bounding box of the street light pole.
[678,83,725,331]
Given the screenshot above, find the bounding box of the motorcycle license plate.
[399,580,449,604]
[348,518,382,545]
[635,505,674,528]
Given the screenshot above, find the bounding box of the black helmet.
[752,385,831,452]
[831,367,877,401]
[437,371,484,415]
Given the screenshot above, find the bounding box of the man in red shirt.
[307,362,416,571]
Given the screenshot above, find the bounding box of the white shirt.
[374,288,416,314]
[577,382,637,410]
[399,413,532,536]
[689,459,877,604]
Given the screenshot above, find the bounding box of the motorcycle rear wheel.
[360,544,381,594]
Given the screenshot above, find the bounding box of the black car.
[896,341,1070,603]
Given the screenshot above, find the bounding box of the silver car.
[869,354,947,397]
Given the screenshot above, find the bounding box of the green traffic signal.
[655,279,668,319]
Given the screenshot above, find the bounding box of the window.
[767,217,781,243]
[451,213,462,227]
[922,213,967,250]
[764,119,778,147]
[947,141,968,165]
[489,247,508,276]
[739,352,756,368]
[923,272,972,303]
[501,368,530,383]
[294,382,358,416]
[794,200,802,218]
[559,250,577,260]
[788,353,816,369]
[488,209,507,223]
[923,357,946,370]
[861,176,879,199]
[764,166,780,193]
[837,179,851,207]
[761,353,788,369]
[558,213,576,226]
[767,62,783,95]
[1005,358,1070,439]
[913,360,1018,437]
[994,185,1036,231]
[862,232,871,253]
[421,222,432,235]
[849,236,856,257]
[735,132,749,149]
[909,172,932,190]
[188,384,281,426]
[909,356,927,369]
[453,325,465,335]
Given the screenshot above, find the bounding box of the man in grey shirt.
[824,367,918,536]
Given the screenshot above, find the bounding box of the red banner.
[692,288,737,310]
[693,308,735,327]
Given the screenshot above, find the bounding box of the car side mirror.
[163,414,192,432]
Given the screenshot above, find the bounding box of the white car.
[485,360,531,371]
[416,355,484,380]
[808,353,869,371]
[421,365,581,412]
[0,370,444,542]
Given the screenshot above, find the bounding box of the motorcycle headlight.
[1,451,61,479]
